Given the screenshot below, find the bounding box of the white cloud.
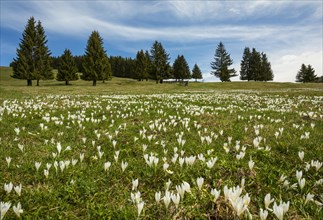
[1,1,322,82]
[272,50,322,82]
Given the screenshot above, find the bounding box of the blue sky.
[1,0,322,82]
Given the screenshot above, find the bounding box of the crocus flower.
[171,193,180,209]
[264,193,274,210]
[121,161,128,172]
[14,184,22,196]
[248,159,255,170]
[210,188,221,202]
[163,191,171,209]
[259,208,268,220]
[104,162,111,172]
[13,202,23,217]
[155,191,161,203]
[0,201,11,220]
[132,179,139,191]
[4,182,13,194]
[298,151,304,161]
[196,177,204,191]
[137,201,144,217]
[5,157,11,168]
[35,162,41,172]
[296,170,302,181]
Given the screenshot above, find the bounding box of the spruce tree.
[82,31,111,86]
[296,64,307,82]
[12,17,52,86]
[12,17,37,86]
[305,65,317,82]
[260,53,274,81]
[150,41,171,84]
[249,48,262,81]
[57,49,78,85]
[296,64,317,82]
[192,64,203,82]
[210,42,237,82]
[172,55,191,81]
[135,50,150,81]
[34,20,53,86]
[240,47,252,81]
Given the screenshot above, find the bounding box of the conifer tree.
[150,41,171,84]
[240,48,274,81]
[296,64,307,82]
[259,53,274,81]
[172,55,191,81]
[249,48,262,81]
[82,31,111,86]
[34,20,53,86]
[12,17,52,86]
[192,64,203,82]
[240,47,252,81]
[12,17,37,86]
[210,42,237,82]
[57,49,78,85]
[135,50,150,81]
[296,64,317,82]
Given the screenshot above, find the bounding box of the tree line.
[11,17,203,86]
[54,43,202,83]
[10,17,320,86]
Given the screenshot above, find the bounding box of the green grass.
[0,66,322,219]
[1,66,322,98]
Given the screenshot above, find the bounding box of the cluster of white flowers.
[1,93,322,219]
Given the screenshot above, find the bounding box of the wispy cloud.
[1,0,322,81]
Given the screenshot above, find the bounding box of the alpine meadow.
[1,1,323,219]
[1,66,322,219]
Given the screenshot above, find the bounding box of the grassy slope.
[1,66,322,98]
[0,66,322,219]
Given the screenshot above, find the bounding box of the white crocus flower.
[0,201,11,220]
[196,177,204,191]
[296,170,302,181]
[79,153,84,162]
[155,191,161,203]
[104,161,111,172]
[259,208,268,220]
[35,162,41,172]
[4,182,13,194]
[171,193,180,209]
[273,202,284,220]
[5,157,11,168]
[121,161,128,172]
[137,201,144,217]
[305,193,314,204]
[56,142,62,155]
[13,202,23,217]
[163,190,171,209]
[248,159,255,170]
[132,179,139,191]
[298,151,304,161]
[264,193,274,210]
[44,169,49,178]
[14,184,22,196]
[299,178,305,190]
[210,188,221,202]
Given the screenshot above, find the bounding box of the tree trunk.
[156,80,159,84]
[195,79,197,82]
[27,79,32,86]
[65,80,68,85]
[159,79,163,84]
[36,79,40,86]
[93,79,97,86]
